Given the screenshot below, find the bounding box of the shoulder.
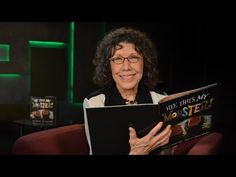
[83,89,106,108]
[149,90,167,104]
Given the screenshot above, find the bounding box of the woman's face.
[110,42,144,92]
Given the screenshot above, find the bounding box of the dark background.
[0,21,235,154]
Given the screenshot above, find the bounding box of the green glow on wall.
[0,74,21,78]
[28,44,32,93]
[68,22,75,105]
[68,22,84,107]
[29,41,66,48]
[0,44,10,62]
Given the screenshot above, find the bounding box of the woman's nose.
[122,58,131,70]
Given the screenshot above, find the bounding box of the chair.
[12,124,89,155]
[174,132,223,155]
[12,123,223,155]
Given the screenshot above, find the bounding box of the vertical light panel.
[0,44,10,62]
[68,22,76,105]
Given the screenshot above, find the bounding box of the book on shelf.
[85,83,219,154]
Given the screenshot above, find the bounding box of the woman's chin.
[119,83,137,90]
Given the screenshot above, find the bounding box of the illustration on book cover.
[30,96,57,124]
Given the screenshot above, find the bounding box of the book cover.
[30,96,57,125]
[85,83,218,154]
[157,83,218,150]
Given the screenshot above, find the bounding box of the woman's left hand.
[128,121,172,155]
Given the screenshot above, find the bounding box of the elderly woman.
[83,27,172,155]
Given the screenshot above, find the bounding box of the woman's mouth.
[120,74,135,80]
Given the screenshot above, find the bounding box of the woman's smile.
[119,73,136,81]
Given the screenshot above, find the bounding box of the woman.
[83,27,172,155]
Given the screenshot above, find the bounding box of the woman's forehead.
[112,42,138,54]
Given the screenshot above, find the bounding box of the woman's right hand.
[128,121,172,155]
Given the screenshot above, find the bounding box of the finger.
[158,134,171,146]
[148,121,163,137]
[155,125,171,139]
[129,127,137,139]
[152,125,172,145]
[154,130,172,147]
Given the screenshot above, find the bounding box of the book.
[30,96,57,125]
[85,83,219,154]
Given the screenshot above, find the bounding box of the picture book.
[30,96,57,125]
[85,83,218,154]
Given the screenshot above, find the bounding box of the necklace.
[124,98,138,105]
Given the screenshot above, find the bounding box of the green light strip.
[0,74,21,78]
[29,41,66,48]
[68,22,75,105]
[29,43,32,93]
